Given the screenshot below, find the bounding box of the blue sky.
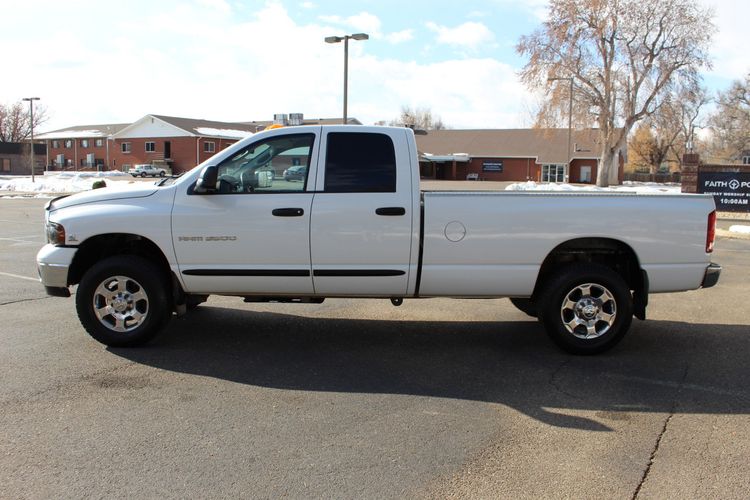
[2,0,746,132]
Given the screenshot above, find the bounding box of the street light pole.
[22,97,40,183]
[547,77,573,180]
[325,33,369,124]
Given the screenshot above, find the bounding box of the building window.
[542,164,567,183]
[64,140,72,148]
[81,139,89,148]
[292,158,301,166]
[743,156,750,165]
[145,142,156,152]
[122,142,131,154]
[95,139,103,147]
[52,140,60,148]
[1,158,10,172]
[204,141,215,153]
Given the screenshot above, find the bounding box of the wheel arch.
[532,237,648,320]
[68,233,174,287]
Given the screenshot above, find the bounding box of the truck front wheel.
[75,255,171,347]
[538,263,632,355]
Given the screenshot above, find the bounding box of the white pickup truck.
[37,125,721,354]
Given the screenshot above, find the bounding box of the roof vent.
[273,114,289,126]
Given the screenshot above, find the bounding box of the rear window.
[324,132,396,193]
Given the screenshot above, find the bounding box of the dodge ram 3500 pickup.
[37,125,721,354]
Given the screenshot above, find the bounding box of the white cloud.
[300,1,315,8]
[490,0,548,21]
[386,29,414,44]
[2,0,533,132]
[354,56,535,128]
[319,12,382,37]
[425,21,495,50]
[195,0,231,13]
[700,0,750,81]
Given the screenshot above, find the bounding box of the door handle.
[272,208,305,217]
[375,207,406,216]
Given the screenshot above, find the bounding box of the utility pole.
[22,97,41,183]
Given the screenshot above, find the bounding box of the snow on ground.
[729,225,750,234]
[0,172,147,197]
[505,181,681,194]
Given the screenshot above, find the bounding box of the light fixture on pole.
[547,77,573,181]
[325,33,368,125]
[22,97,41,183]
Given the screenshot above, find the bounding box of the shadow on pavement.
[109,307,750,431]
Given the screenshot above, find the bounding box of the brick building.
[415,128,625,183]
[38,116,625,183]
[38,114,357,175]
[36,123,129,170]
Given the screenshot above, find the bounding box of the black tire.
[75,255,171,347]
[537,263,632,355]
[509,297,537,318]
[159,171,165,177]
[140,172,147,178]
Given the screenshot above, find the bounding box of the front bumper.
[36,244,77,294]
[701,263,721,288]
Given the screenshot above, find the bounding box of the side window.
[324,133,396,193]
[215,133,314,194]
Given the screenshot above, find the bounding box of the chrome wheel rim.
[92,275,149,332]
[560,283,616,339]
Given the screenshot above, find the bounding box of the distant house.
[0,142,46,175]
[415,128,625,184]
[37,113,358,175]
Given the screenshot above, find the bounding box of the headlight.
[46,221,66,246]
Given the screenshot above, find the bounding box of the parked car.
[130,164,167,178]
[283,165,307,181]
[37,126,721,354]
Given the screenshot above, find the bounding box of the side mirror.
[194,165,218,193]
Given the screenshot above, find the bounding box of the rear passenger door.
[310,128,414,296]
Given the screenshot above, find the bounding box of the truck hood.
[47,184,161,211]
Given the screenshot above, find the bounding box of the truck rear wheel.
[75,255,171,347]
[538,263,632,355]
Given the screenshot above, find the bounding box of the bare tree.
[0,101,49,143]
[668,85,711,164]
[517,0,714,186]
[389,106,447,130]
[708,72,750,162]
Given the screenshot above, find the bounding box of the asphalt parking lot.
[1,197,748,499]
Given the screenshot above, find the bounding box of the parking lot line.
[0,271,39,282]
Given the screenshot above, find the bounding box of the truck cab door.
[310,128,417,296]
[172,130,320,295]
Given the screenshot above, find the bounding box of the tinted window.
[324,133,396,193]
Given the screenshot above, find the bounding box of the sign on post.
[697,172,750,212]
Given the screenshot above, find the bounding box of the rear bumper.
[701,263,721,288]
